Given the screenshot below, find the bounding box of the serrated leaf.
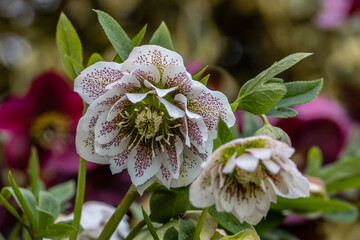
[271,197,354,213]
[245,53,312,93]
[132,24,147,46]
[150,188,190,223]
[237,83,287,115]
[38,191,60,220]
[208,206,253,234]
[275,79,323,107]
[48,180,75,204]
[149,22,174,50]
[164,227,179,240]
[266,106,298,118]
[27,147,39,196]
[192,65,208,80]
[87,52,103,67]
[304,147,323,177]
[6,173,38,230]
[179,218,196,240]
[56,13,83,80]
[94,9,134,61]
[36,223,76,239]
[200,74,210,86]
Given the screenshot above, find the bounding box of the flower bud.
[254,125,292,146]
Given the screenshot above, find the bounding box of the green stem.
[192,207,209,240]
[98,184,139,240]
[69,158,87,240]
[260,114,270,126]
[124,220,145,240]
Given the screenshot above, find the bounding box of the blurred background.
[1,0,360,239]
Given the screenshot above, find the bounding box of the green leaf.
[65,55,84,71]
[149,22,174,50]
[48,180,75,204]
[163,227,179,240]
[27,147,39,196]
[38,191,60,220]
[242,111,261,137]
[113,54,123,63]
[304,146,323,177]
[220,228,260,240]
[0,194,26,225]
[237,83,287,115]
[192,65,208,80]
[255,211,285,236]
[6,172,38,230]
[200,74,210,86]
[208,206,253,234]
[179,218,196,240]
[323,207,358,223]
[37,209,55,230]
[326,175,360,193]
[245,53,312,93]
[142,207,160,240]
[36,223,76,239]
[56,13,83,80]
[271,197,354,213]
[261,229,299,240]
[87,52,103,67]
[266,106,298,118]
[214,116,234,150]
[132,24,147,46]
[94,9,134,61]
[150,188,190,223]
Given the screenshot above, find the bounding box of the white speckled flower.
[74,45,235,194]
[189,136,310,225]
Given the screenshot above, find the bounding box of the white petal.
[234,189,248,220]
[222,153,237,174]
[136,177,156,196]
[244,210,265,225]
[126,91,154,103]
[163,65,194,94]
[94,131,131,156]
[109,149,131,174]
[174,94,202,119]
[282,170,310,198]
[156,164,172,189]
[122,45,184,74]
[89,88,123,112]
[186,117,208,154]
[267,172,290,197]
[107,95,131,122]
[105,72,141,91]
[74,61,123,104]
[170,145,205,188]
[262,159,281,174]
[261,180,277,203]
[254,189,270,212]
[76,119,110,164]
[157,96,185,119]
[159,136,183,179]
[234,154,259,172]
[127,142,161,186]
[94,111,120,144]
[246,148,272,160]
[219,181,236,212]
[144,80,178,97]
[187,85,235,139]
[189,170,215,208]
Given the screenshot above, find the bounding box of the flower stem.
[260,114,270,126]
[192,207,209,240]
[124,219,145,240]
[98,184,139,240]
[69,158,87,240]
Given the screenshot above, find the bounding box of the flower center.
[233,165,265,186]
[30,111,70,151]
[134,107,163,139]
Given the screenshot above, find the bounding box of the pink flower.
[0,72,91,175]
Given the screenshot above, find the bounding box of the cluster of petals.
[190,136,310,225]
[74,45,235,194]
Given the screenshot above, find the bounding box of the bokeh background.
[1,0,360,239]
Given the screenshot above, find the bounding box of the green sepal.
[132,24,148,46]
[192,65,208,80]
[87,53,104,67]
[200,74,210,86]
[304,146,323,177]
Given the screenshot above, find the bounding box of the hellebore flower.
[45,201,130,240]
[189,136,309,225]
[75,45,235,194]
[0,72,89,175]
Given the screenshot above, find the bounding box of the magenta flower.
[0,72,90,174]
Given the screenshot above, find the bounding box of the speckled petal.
[160,136,183,179]
[105,72,141,92]
[121,45,183,74]
[74,62,124,104]
[163,65,195,95]
[110,148,131,174]
[107,95,131,122]
[219,181,236,212]
[157,96,185,119]
[94,131,131,157]
[189,169,215,208]
[144,80,178,97]
[94,111,120,144]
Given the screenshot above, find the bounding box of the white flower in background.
[75,45,235,194]
[45,201,130,240]
[189,136,309,225]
